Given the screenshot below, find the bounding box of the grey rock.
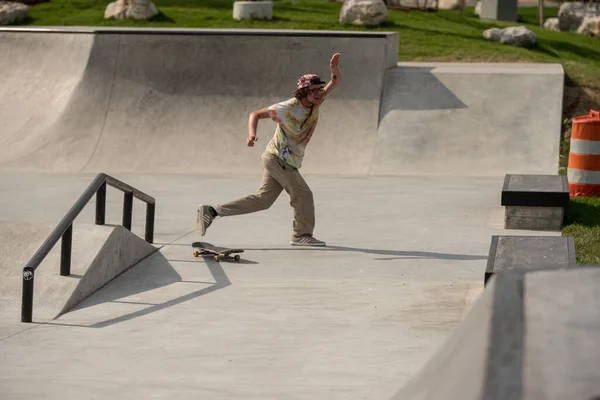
[105,0,158,20]
[558,1,600,32]
[339,0,388,26]
[577,16,600,37]
[483,26,536,48]
[0,1,29,25]
[543,17,560,31]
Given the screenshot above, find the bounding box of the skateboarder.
[197,53,342,246]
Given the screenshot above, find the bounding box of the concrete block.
[505,206,564,231]
[502,174,570,230]
[502,174,570,208]
[233,1,273,20]
[479,0,518,21]
[485,235,576,284]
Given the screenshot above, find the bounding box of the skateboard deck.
[192,242,244,262]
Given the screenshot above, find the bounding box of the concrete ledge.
[502,174,570,230]
[391,265,600,400]
[485,235,576,285]
[502,174,569,207]
[0,26,397,38]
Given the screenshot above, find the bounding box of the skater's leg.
[197,154,283,236]
[197,155,284,236]
[213,168,283,217]
[262,153,323,245]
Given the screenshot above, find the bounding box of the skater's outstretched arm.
[323,53,342,98]
[247,108,270,147]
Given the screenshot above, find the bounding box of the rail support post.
[145,202,155,244]
[21,267,34,323]
[60,224,72,276]
[96,182,106,225]
[123,192,133,231]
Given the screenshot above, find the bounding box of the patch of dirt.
[562,85,600,140]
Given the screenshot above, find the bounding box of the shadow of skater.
[252,245,488,261]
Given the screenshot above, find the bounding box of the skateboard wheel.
[193,250,199,257]
[214,255,222,261]
[234,255,240,262]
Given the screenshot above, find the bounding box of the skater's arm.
[323,53,342,98]
[247,108,270,147]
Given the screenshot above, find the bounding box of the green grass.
[563,196,600,265]
[16,0,600,89]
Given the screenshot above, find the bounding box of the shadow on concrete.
[38,250,232,329]
[379,66,468,123]
[165,242,487,261]
[253,245,487,261]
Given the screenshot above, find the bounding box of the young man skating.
[197,53,342,246]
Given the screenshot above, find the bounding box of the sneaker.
[290,234,326,247]
[197,205,214,236]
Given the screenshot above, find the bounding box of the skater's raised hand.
[323,53,342,98]
[330,53,340,72]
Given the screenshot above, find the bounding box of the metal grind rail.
[20,173,156,323]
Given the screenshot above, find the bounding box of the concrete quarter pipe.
[0,27,563,177]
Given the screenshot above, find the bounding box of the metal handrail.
[21,173,156,323]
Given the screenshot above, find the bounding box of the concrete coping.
[395,61,564,75]
[501,174,570,207]
[0,26,399,38]
[484,235,577,285]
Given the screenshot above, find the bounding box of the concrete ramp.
[0,28,564,177]
[0,28,397,176]
[375,62,564,176]
[0,221,156,334]
[391,265,600,400]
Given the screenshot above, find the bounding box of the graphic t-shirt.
[265,97,320,169]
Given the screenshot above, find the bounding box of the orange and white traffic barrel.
[568,110,600,197]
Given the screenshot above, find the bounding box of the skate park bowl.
[1,27,593,400]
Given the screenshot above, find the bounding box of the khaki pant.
[214,152,315,238]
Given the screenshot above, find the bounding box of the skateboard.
[192,242,244,262]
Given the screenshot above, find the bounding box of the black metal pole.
[145,203,155,243]
[123,192,133,230]
[60,224,72,276]
[21,267,34,323]
[96,182,106,225]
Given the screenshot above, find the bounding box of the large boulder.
[578,16,600,37]
[105,0,158,20]
[0,1,28,25]
[483,26,536,48]
[558,1,600,32]
[339,0,388,27]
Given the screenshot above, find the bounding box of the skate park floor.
[0,27,566,399]
[0,171,559,399]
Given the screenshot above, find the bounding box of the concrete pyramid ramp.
[391,265,600,400]
[0,221,157,333]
